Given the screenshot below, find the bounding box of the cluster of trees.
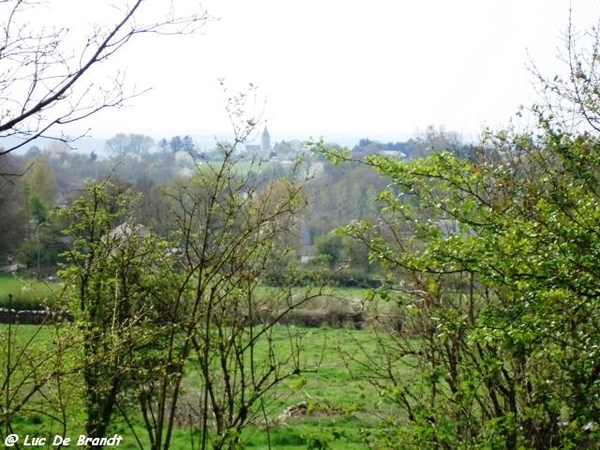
[105,133,156,157]
[159,135,197,154]
[353,138,411,154]
[1,135,396,284]
[104,134,201,158]
[0,154,70,274]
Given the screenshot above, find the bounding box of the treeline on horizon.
[0,125,468,287]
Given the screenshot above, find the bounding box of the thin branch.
[0,0,209,154]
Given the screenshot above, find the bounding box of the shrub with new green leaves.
[325,23,600,446]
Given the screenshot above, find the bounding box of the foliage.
[305,153,387,245]
[314,232,372,273]
[331,99,600,450]
[352,138,411,157]
[58,180,182,444]
[402,124,465,158]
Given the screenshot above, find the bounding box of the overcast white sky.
[62,0,600,144]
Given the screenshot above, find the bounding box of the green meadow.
[0,274,63,310]
[0,279,406,449]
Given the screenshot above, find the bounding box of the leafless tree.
[0,0,208,156]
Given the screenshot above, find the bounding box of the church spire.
[261,126,271,153]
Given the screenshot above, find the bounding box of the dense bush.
[328,24,600,447]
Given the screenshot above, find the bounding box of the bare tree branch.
[528,7,600,133]
[0,0,209,155]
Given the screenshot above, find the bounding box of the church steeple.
[261,126,271,153]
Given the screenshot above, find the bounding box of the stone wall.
[0,307,73,324]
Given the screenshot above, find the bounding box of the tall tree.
[182,135,195,154]
[169,136,184,153]
[23,156,56,213]
[21,156,65,273]
[404,124,463,157]
[105,133,129,159]
[128,134,155,156]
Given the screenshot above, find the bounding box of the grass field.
[0,287,405,449]
[0,274,63,309]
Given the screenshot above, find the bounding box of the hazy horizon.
[6,127,426,156]
[33,0,599,147]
